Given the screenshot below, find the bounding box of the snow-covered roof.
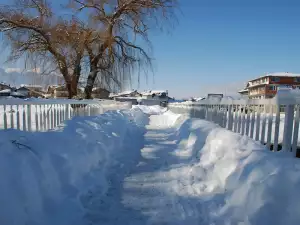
[249,72,300,82]
[20,84,43,88]
[141,90,167,96]
[0,89,11,94]
[109,90,137,97]
[11,92,26,97]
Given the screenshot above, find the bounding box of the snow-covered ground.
[1,105,300,225]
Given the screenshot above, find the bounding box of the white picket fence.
[0,99,132,132]
[168,96,300,157]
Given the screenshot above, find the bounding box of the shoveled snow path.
[122,117,205,225]
[83,113,207,225]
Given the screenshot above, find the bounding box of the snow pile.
[133,105,167,115]
[0,108,148,225]
[168,118,300,224]
[121,111,300,225]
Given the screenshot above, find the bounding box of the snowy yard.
[1,105,300,225]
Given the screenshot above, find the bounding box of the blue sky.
[134,0,300,98]
[1,0,300,98]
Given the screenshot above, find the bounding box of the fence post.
[273,105,281,152]
[282,104,295,152]
[266,105,274,150]
[255,107,261,141]
[3,105,7,129]
[10,105,14,129]
[27,104,32,132]
[16,105,20,130]
[260,105,267,144]
[35,105,39,131]
[292,105,300,155]
[227,105,233,131]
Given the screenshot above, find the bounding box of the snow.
[0,107,148,225]
[1,105,300,225]
[267,72,300,77]
[0,89,11,93]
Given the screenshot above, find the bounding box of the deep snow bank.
[0,108,148,225]
[168,116,300,225]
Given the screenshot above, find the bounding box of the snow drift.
[0,108,148,225]
[139,113,300,225]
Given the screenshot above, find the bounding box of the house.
[140,90,168,100]
[92,87,110,99]
[20,84,43,92]
[16,87,30,97]
[109,90,140,98]
[0,83,11,91]
[46,85,83,98]
[238,72,300,99]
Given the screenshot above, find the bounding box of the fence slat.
[35,105,39,131]
[39,105,43,131]
[260,105,267,144]
[255,109,261,141]
[27,105,32,132]
[10,105,14,129]
[266,105,273,149]
[273,105,281,152]
[250,110,255,139]
[282,104,295,152]
[292,105,300,155]
[16,105,20,130]
[3,105,7,129]
[22,105,26,131]
[245,106,251,136]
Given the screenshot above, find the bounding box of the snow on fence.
[168,95,300,157]
[0,99,131,132]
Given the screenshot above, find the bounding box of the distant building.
[109,90,140,98]
[0,83,10,91]
[238,72,300,99]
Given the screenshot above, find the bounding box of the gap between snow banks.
[0,107,149,225]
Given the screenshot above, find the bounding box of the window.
[269,86,276,91]
[271,77,280,82]
[294,77,300,83]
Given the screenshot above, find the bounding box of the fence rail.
[0,99,132,132]
[168,95,300,157]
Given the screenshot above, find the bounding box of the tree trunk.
[84,69,97,99]
[66,79,78,99]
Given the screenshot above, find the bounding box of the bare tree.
[0,0,88,98]
[71,0,177,98]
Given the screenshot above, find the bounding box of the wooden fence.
[0,99,131,132]
[168,96,300,157]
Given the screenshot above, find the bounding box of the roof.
[20,84,43,88]
[0,89,11,93]
[109,90,138,97]
[92,87,110,92]
[249,72,300,82]
[141,90,167,96]
[238,89,249,93]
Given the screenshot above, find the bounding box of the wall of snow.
[159,115,300,225]
[0,108,149,225]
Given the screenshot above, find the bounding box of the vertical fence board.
[282,105,295,152]
[260,105,267,144]
[16,105,20,130]
[3,105,7,129]
[27,105,32,132]
[10,105,14,129]
[35,105,39,131]
[292,105,300,155]
[273,105,281,152]
[255,108,261,141]
[266,105,274,149]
